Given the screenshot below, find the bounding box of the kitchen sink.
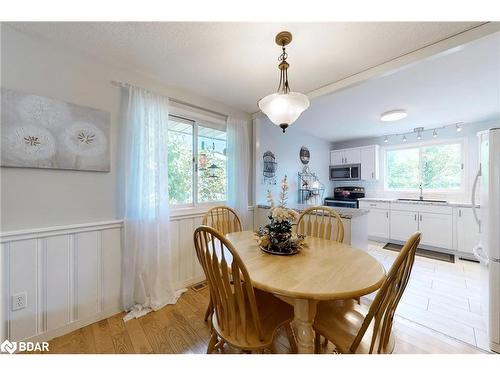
[397,198,448,203]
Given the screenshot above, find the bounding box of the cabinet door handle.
[371,172,374,178]
[419,214,422,221]
[459,209,462,217]
[386,212,389,219]
[414,214,417,221]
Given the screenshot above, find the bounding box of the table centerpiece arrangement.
[256,176,306,255]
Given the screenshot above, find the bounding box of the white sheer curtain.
[120,86,185,321]
[227,117,250,228]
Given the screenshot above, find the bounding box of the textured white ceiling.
[7,22,483,113]
[290,32,500,141]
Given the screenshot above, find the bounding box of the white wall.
[331,120,496,202]
[0,25,251,232]
[254,116,333,205]
[0,24,252,343]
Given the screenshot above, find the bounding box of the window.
[385,141,463,191]
[167,115,227,207]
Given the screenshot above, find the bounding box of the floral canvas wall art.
[1,88,110,172]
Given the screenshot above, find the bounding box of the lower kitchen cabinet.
[390,210,419,242]
[418,212,453,249]
[361,200,477,254]
[456,207,480,254]
[367,208,390,238]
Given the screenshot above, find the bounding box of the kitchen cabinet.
[367,208,390,238]
[344,148,361,164]
[330,150,344,166]
[330,145,378,179]
[456,207,480,254]
[359,201,389,238]
[330,148,361,165]
[390,204,453,249]
[418,212,453,249]
[390,210,419,242]
[361,199,475,254]
[360,145,380,180]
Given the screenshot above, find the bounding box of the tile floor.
[365,240,490,351]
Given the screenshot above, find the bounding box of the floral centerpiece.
[256,176,306,255]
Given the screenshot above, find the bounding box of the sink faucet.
[419,183,424,201]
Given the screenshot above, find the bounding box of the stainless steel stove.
[324,186,365,209]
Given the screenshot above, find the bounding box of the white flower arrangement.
[256,175,304,255]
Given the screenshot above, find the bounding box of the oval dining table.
[225,230,386,354]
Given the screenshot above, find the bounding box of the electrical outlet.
[12,292,27,311]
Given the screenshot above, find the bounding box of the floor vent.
[459,257,479,263]
[191,281,208,292]
[383,243,455,263]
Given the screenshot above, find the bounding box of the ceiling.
[7,22,485,114]
[291,31,500,142]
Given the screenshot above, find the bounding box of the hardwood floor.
[44,287,487,354]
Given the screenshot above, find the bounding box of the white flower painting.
[1,88,110,172]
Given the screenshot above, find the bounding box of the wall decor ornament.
[1,88,110,172]
[262,150,278,185]
[299,146,310,165]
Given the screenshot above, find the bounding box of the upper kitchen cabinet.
[330,148,360,165]
[361,145,380,180]
[344,148,361,164]
[330,145,379,180]
[330,150,344,166]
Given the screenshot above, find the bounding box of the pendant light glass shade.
[259,31,309,133]
[258,92,310,132]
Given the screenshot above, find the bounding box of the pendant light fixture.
[258,31,310,133]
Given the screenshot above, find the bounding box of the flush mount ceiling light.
[258,31,310,133]
[380,109,408,122]
[456,123,462,132]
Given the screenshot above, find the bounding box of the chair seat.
[212,289,294,350]
[314,299,395,354]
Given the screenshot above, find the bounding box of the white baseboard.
[23,307,123,344]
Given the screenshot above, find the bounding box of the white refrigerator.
[472,128,500,353]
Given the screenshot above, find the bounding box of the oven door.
[329,164,361,180]
[324,199,358,209]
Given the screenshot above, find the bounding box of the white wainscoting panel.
[1,221,122,343]
[1,208,254,342]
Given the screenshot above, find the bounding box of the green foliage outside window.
[386,142,462,191]
[167,118,227,205]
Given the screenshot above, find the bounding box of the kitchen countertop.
[257,204,369,219]
[358,197,479,208]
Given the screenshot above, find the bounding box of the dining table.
[225,230,386,354]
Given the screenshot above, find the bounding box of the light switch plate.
[12,292,27,311]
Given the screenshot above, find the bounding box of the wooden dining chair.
[201,206,243,322]
[296,206,344,243]
[202,205,242,235]
[313,231,422,354]
[193,225,295,353]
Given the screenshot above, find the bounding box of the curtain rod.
[110,80,228,119]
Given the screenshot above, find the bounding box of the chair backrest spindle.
[349,231,421,353]
[193,226,263,344]
[203,206,243,235]
[296,206,345,242]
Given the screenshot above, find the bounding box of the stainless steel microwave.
[329,164,361,181]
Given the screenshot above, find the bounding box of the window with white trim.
[167,114,227,207]
[384,140,464,191]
